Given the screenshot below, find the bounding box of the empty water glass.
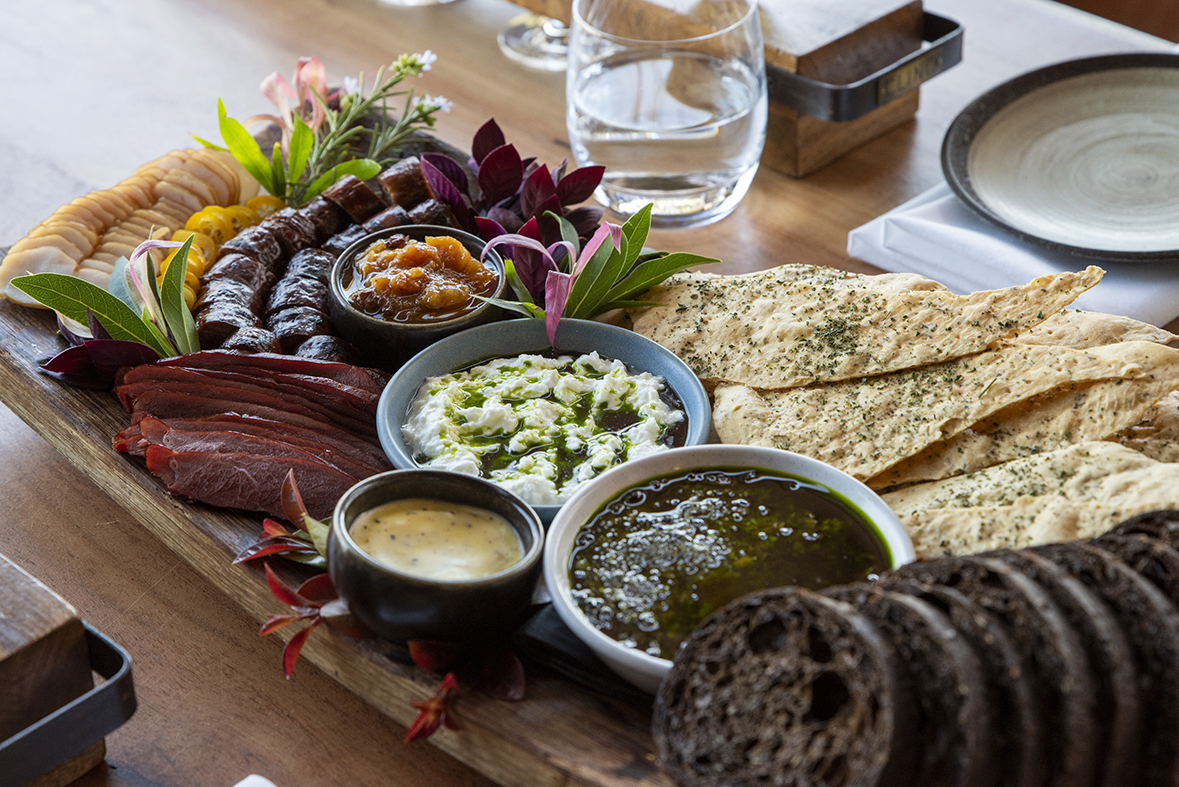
[566,0,768,228]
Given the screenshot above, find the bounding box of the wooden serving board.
[0,299,672,787]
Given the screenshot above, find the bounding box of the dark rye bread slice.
[987,548,1141,787]
[884,555,1098,787]
[1108,508,1179,547]
[886,578,1043,787]
[653,587,919,787]
[1092,532,1179,601]
[1032,541,1179,787]
[822,584,992,787]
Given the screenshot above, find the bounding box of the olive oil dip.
[568,468,890,657]
[350,498,524,581]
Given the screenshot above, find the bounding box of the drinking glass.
[498,13,570,72]
[566,0,767,228]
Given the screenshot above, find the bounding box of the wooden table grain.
[0,0,1171,785]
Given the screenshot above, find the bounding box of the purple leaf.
[84,339,162,373]
[420,152,469,195]
[517,216,543,242]
[86,309,114,342]
[478,144,524,206]
[544,270,575,346]
[475,216,508,241]
[566,206,605,238]
[521,164,556,218]
[40,344,98,376]
[421,158,473,229]
[471,119,506,165]
[515,249,551,304]
[485,208,523,234]
[556,166,605,206]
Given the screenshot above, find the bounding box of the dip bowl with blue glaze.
[376,318,712,525]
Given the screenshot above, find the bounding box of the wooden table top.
[0,0,1170,784]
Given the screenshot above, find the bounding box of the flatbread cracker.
[713,342,1151,481]
[629,264,1103,389]
[870,341,1179,488]
[1112,391,1179,463]
[1012,309,1177,349]
[882,442,1179,557]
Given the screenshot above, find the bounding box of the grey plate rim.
[941,52,1179,263]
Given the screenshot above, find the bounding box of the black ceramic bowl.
[328,469,544,643]
[327,225,508,372]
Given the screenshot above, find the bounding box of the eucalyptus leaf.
[159,235,199,355]
[10,273,173,356]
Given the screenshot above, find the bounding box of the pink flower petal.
[544,270,574,346]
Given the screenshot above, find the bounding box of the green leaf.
[620,205,653,267]
[502,259,534,305]
[287,116,313,186]
[563,240,619,320]
[303,514,330,559]
[303,159,382,203]
[190,134,227,151]
[270,142,287,203]
[477,295,545,319]
[606,251,719,303]
[555,213,580,274]
[217,99,276,195]
[10,273,172,355]
[159,235,200,355]
[141,310,178,357]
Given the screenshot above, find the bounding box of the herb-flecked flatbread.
[871,342,1179,488]
[629,265,1103,389]
[1112,391,1179,463]
[712,342,1155,482]
[1011,309,1177,350]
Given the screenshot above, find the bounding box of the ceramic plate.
[942,53,1179,261]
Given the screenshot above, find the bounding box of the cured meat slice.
[265,274,329,316]
[322,175,386,223]
[261,207,319,256]
[362,205,411,233]
[1092,532,1179,600]
[196,277,265,315]
[204,252,274,293]
[132,416,382,479]
[218,225,284,271]
[117,378,376,436]
[322,224,368,256]
[219,326,282,354]
[377,157,432,209]
[654,586,919,787]
[153,350,386,393]
[295,335,358,364]
[284,248,336,285]
[823,584,991,787]
[408,197,458,228]
[298,194,351,239]
[144,444,356,520]
[194,299,261,349]
[268,305,333,354]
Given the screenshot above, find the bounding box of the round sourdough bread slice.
[988,548,1141,787]
[886,578,1044,787]
[1107,508,1179,547]
[1032,541,1179,787]
[822,584,993,787]
[1093,532,1179,602]
[653,587,918,787]
[885,555,1098,787]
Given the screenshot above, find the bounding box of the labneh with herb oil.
[568,468,890,657]
[350,498,524,581]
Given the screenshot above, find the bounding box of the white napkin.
[846,182,1179,327]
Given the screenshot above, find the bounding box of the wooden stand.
[0,555,103,787]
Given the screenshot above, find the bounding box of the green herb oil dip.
[567,467,890,658]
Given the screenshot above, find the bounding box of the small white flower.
[341,75,360,95]
[418,50,438,71]
[417,93,453,113]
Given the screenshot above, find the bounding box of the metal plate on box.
[942,53,1179,262]
[765,11,962,122]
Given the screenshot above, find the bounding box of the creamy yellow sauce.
[350,498,524,581]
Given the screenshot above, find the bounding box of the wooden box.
[0,554,104,787]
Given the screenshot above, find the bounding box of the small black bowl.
[328,469,544,643]
[327,225,508,372]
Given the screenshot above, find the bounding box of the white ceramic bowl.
[376,318,712,524]
[543,445,913,694]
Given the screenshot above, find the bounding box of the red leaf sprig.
[405,673,462,743]
[234,517,320,564]
[259,564,366,678]
[234,470,330,567]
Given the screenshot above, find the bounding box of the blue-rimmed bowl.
[375,318,712,524]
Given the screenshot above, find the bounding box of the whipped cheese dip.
[402,352,685,505]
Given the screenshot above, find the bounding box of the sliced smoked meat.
[376,157,432,209]
[295,335,359,365]
[283,248,336,286]
[204,252,273,293]
[152,350,386,394]
[144,444,356,520]
[219,326,282,354]
[362,205,411,233]
[322,224,368,257]
[322,174,386,223]
[194,299,261,349]
[408,197,458,228]
[218,224,284,270]
[298,194,351,240]
[1092,532,1179,601]
[268,305,333,354]
[261,207,319,256]
[265,274,329,316]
